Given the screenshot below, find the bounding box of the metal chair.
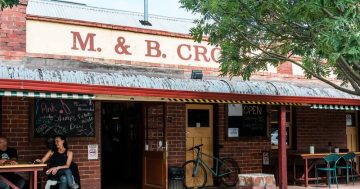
[336,152,356,185]
[315,153,341,188]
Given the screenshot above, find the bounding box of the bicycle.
[182,144,240,188]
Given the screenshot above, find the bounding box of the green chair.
[336,152,356,185]
[316,153,341,188]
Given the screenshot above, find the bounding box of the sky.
[69,0,197,19]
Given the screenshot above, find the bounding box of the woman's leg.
[58,175,67,189]
[57,168,78,188]
[63,169,77,186]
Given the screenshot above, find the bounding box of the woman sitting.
[35,135,79,189]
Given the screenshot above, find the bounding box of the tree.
[180,0,360,95]
[0,0,18,10]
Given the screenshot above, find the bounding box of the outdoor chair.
[315,153,341,188]
[336,152,356,185]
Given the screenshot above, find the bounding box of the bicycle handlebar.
[188,144,203,151]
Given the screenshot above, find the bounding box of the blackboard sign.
[33,98,95,138]
[227,104,267,137]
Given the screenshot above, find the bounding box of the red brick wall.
[166,103,186,167]
[295,106,347,151]
[277,62,293,75]
[1,97,101,189]
[0,1,27,60]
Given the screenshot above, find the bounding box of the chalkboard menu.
[227,104,267,137]
[33,98,95,138]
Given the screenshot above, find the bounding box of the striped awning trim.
[310,104,360,111]
[0,91,95,99]
[168,98,302,105]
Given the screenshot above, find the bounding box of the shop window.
[226,104,267,138]
[269,106,292,149]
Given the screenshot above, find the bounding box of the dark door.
[142,103,167,189]
[101,102,142,189]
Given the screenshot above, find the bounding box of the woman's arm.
[36,150,52,163]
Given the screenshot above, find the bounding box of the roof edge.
[26,14,204,40]
[34,0,195,22]
[0,78,359,106]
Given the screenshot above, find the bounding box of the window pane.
[187,109,209,127]
[286,127,290,145]
[271,111,279,121]
[271,124,289,146]
[286,112,291,122]
[271,124,279,145]
[270,106,280,111]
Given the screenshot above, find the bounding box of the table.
[291,152,360,187]
[0,164,47,189]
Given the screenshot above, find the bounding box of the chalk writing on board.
[34,99,95,137]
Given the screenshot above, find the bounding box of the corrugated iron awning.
[310,104,359,110]
[1,65,360,106]
[0,91,94,99]
[1,65,360,103]
[168,98,303,105]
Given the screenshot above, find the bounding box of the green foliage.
[0,0,19,10]
[180,0,360,95]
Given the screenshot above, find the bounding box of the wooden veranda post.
[278,106,288,189]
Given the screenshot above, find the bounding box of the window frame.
[225,104,268,140]
[269,105,293,149]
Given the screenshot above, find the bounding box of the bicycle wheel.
[219,158,240,186]
[182,160,207,188]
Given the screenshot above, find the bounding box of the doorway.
[101,102,143,189]
[185,104,214,186]
[346,112,359,171]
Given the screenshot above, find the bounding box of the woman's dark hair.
[52,135,68,152]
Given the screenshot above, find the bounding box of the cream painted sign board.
[26,20,221,68]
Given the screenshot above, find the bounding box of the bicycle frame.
[192,147,234,178]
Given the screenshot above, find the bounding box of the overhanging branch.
[338,56,360,83]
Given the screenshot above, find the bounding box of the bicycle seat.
[188,144,204,151]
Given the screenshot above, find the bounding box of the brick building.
[1,0,360,189]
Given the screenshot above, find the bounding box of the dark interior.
[101,102,142,189]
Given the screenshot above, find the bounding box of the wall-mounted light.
[191,70,203,79]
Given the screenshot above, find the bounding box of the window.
[187,109,210,127]
[226,104,267,138]
[269,106,292,149]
